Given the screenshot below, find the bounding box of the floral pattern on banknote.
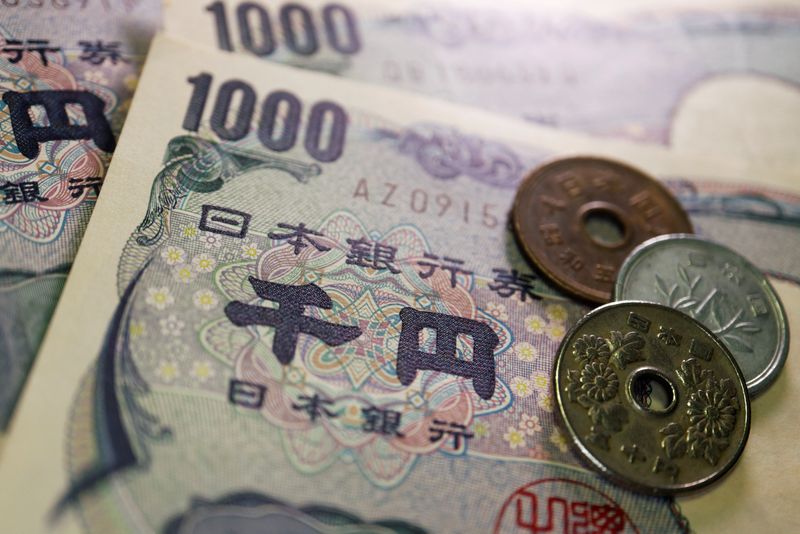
[123,206,518,487]
[119,193,590,487]
[467,298,582,463]
[216,212,516,485]
[100,130,588,489]
[0,35,131,242]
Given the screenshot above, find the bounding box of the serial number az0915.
[353,178,504,229]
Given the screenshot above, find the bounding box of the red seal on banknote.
[493,478,639,533]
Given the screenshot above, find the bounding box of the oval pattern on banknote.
[615,234,789,396]
[512,157,692,303]
[553,301,750,495]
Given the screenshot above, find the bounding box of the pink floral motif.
[519,413,543,435]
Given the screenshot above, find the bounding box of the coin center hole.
[629,369,677,414]
[582,208,626,247]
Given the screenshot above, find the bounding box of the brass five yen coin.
[512,156,693,303]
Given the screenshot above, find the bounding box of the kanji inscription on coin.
[512,157,692,303]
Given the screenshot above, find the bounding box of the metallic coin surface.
[512,157,693,303]
[615,234,789,396]
[553,301,750,495]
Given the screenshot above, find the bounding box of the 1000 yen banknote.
[2,33,798,532]
[166,8,800,527]
[164,0,800,151]
[0,0,160,430]
[0,33,724,532]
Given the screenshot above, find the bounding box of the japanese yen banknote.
[164,0,800,165]
[2,0,799,439]
[0,0,160,430]
[1,33,798,532]
[162,4,800,529]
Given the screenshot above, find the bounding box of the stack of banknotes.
[0,0,798,531]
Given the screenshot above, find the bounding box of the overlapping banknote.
[117,1,800,530]
[164,0,800,167]
[0,0,160,430]
[1,31,798,532]
[2,0,799,437]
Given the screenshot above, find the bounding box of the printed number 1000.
[183,73,348,163]
[206,1,361,57]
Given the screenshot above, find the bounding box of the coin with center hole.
[512,157,692,303]
[553,301,750,495]
[615,234,789,396]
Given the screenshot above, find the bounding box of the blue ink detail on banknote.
[135,136,320,247]
[372,5,800,140]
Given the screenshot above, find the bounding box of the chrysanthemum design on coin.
[554,301,750,495]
